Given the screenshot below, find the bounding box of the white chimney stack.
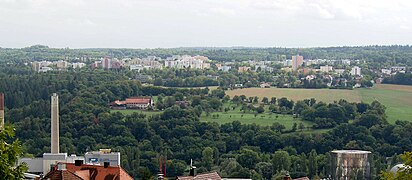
[0,93,4,129]
[51,93,59,154]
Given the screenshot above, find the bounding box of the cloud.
[0,0,411,48]
[210,7,236,16]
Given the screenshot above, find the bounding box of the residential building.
[32,62,42,72]
[284,60,292,67]
[72,62,86,69]
[238,66,251,73]
[292,55,304,71]
[350,66,361,76]
[164,55,210,69]
[111,59,123,69]
[110,97,154,110]
[56,60,69,69]
[320,65,333,72]
[90,61,101,69]
[381,69,391,75]
[102,57,112,69]
[42,162,133,180]
[218,65,231,72]
[335,69,345,75]
[39,67,53,72]
[391,66,406,72]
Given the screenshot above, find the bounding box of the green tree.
[202,147,214,170]
[298,123,305,131]
[381,151,412,180]
[238,149,260,169]
[272,150,291,173]
[262,97,269,104]
[308,149,318,178]
[0,125,28,179]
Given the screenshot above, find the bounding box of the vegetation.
[0,125,28,179]
[0,46,412,179]
[381,151,412,180]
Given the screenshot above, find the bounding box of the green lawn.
[200,102,315,132]
[358,85,412,123]
[201,112,314,129]
[226,84,412,124]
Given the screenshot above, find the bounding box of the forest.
[1,63,411,179]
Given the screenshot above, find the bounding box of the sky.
[0,0,411,48]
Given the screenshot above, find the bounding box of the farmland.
[226,84,412,123]
[359,84,412,123]
[226,88,362,103]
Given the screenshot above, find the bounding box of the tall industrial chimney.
[0,93,4,129]
[51,93,59,154]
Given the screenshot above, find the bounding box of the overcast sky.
[0,0,411,48]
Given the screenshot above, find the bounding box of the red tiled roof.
[177,172,221,180]
[42,170,83,180]
[64,163,133,180]
[111,97,152,105]
[125,98,150,104]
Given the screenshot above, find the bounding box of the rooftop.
[331,150,371,154]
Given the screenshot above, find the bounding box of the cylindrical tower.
[51,93,59,154]
[331,150,371,180]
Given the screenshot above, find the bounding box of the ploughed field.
[226,84,412,123]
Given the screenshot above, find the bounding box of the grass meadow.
[226,84,412,123]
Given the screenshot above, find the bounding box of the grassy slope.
[200,103,315,131]
[226,88,361,103]
[226,84,412,123]
[358,84,412,123]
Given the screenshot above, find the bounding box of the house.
[233,84,244,88]
[176,172,221,180]
[320,65,333,72]
[238,66,251,73]
[260,83,271,88]
[381,69,391,75]
[375,78,384,84]
[391,66,406,72]
[42,161,133,180]
[334,69,345,75]
[110,97,154,110]
[350,66,361,76]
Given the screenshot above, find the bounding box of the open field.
[359,84,412,123]
[226,84,412,123]
[226,88,361,103]
[200,102,315,132]
[201,112,314,130]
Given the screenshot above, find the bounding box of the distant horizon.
[2,44,412,50]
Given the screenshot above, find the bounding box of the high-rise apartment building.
[292,55,304,71]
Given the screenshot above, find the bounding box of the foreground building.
[18,93,125,178]
[331,150,371,180]
[42,161,132,180]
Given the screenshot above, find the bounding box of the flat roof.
[331,150,371,154]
